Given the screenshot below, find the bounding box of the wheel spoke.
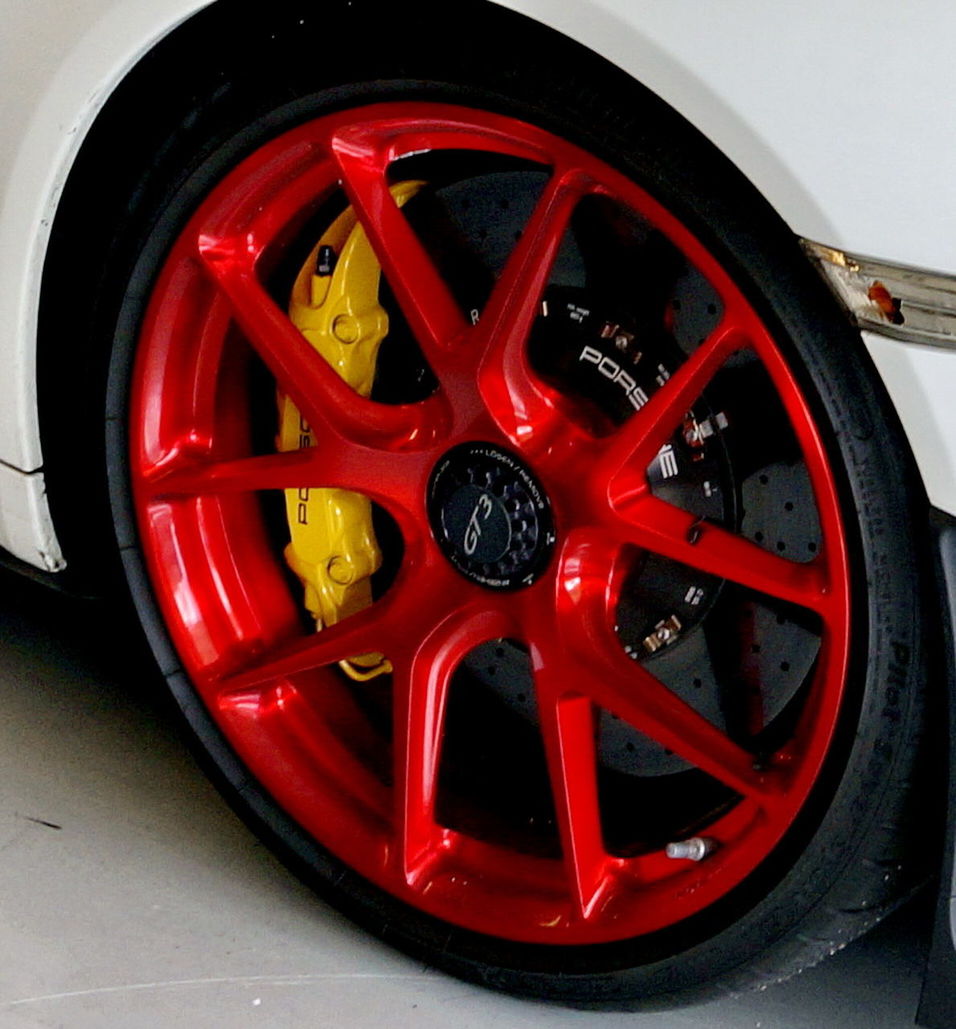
[615,495,831,614]
[196,252,443,449]
[328,126,468,372]
[392,601,520,885]
[476,168,591,445]
[140,441,431,525]
[392,640,454,885]
[291,438,430,516]
[536,681,611,919]
[593,321,744,500]
[741,319,851,602]
[552,531,777,800]
[587,652,778,801]
[193,140,334,263]
[215,598,399,694]
[179,290,232,450]
[142,448,317,499]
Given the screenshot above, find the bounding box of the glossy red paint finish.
[129,103,851,943]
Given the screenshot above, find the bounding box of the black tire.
[52,0,937,1007]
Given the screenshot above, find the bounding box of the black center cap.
[428,442,555,590]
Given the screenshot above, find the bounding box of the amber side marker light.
[803,239,956,347]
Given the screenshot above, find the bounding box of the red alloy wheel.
[128,103,851,945]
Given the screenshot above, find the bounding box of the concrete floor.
[0,571,934,1028]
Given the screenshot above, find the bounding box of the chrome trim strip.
[802,239,956,349]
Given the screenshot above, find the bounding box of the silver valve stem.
[665,837,716,862]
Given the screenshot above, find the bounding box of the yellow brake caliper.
[278,181,422,681]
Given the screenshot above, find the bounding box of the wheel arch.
[36,0,775,585]
[35,0,230,586]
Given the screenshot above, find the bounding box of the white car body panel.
[1,0,956,569]
[863,332,956,512]
[506,0,956,275]
[0,0,206,477]
[0,463,65,572]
